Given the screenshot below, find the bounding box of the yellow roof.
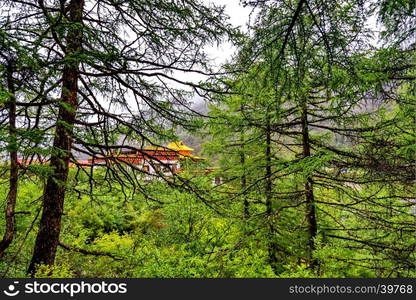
[167,141,194,152]
[142,146,167,151]
[121,141,195,154]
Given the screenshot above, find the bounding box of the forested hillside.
[0,0,414,278]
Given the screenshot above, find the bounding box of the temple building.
[89,141,204,177]
[17,141,223,184]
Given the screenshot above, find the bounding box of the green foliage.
[34,264,73,278]
[0,164,414,278]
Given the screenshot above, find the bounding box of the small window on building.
[154,165,161,172]
[122,150,136,155]
[143,165,149,172]
[214,176,222,185]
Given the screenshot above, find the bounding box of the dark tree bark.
[265,115,273,216]
[240,106,249,218]
[0,61,18,258]
[240,149,249,218]
[300,98,318,269]
[28,0,84,276]
[265,114,279,272]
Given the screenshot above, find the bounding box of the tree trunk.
[0,61,18,257]
[265,116,272,215]
[28,0,84,276]
[240,149,249,218]
[300,98,318,269]
[239,107,249,218]
[265,115,279,272]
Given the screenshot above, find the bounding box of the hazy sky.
[168,0,253,91]
[210,0,252,28]
[203,0,253,65]
[202,0,380,64]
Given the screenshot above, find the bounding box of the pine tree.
[1,0,237,275]
[207,0,415,275]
